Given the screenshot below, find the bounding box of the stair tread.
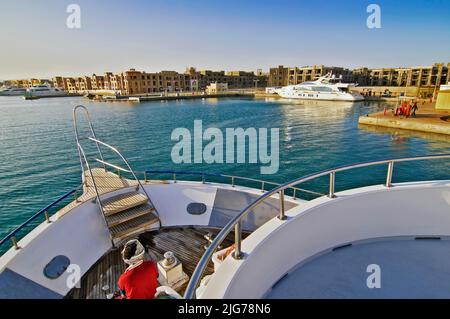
[110,213,159,239]
[106,203,155,227]
[102,191,149,216]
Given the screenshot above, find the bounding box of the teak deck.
[67,227,237,299]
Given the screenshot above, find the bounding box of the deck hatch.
[187,203,207,215]
[43,255,71,279]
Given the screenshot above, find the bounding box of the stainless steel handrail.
[0,189,77,251]
[144,170,324,198]
[87,137,160,220]
[184,153,450,298]
[77,142,106,217]
[73,105,160,225]
[73,105,106,174]
[95,158,132,173]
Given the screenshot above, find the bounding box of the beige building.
[268,65,289,87]
[367,63,449,88]
[52,77,65,89]
[206,82,228,94]
[64,78,77,93]
[190,68,266,90]
[91,74,105,90]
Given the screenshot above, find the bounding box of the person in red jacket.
[117,239,159,299]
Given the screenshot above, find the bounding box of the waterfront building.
[103,72,114,91]
[64,77,77,93]
[190,68,266,90]
[206,82,228,94]
[52,77,65,89]
[366,63,448,88]
[352,68,371,86]
[436,82,450,110]
[268,65,289,87]
[120,69,189,95]
[354,63,449,98]
[109,73,125,93]
[74,76,92,92]
[91,74,106,90]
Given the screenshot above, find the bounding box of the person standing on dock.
[411,101,419,117]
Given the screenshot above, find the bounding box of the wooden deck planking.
[66,227,238,299]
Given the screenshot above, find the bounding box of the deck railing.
[2,154,448,289]
[0,188,79,252]
[183,153,450,299]
[0,167,319,255]
[143,169,324,198]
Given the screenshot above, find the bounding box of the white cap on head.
[121,239,145,267]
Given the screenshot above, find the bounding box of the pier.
[358,101,450,135]
[87,91,255,102]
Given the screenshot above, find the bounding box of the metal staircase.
[73,105,160,245]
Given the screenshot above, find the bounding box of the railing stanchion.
[279,190,286,220]
[44,211,50,223]
[11,236,19,250]
[231,176,235,188]
[386,161,394,188]
[173,173,177,183]
[329,172,336,198]
[233,222,242,260]
[292,188,297,200]
[261,181,265,192]
[144,172,148,183]
[202,174,205,184]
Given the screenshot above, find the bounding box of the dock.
[88,91,254,103]
[358,102,450,135]
[23,93,83,100]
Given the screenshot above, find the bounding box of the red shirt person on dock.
[118,239,159,299]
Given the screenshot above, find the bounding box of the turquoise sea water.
[0,96,449,252]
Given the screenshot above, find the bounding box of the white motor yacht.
[26,84,67,97]
[0,87,27,96]
[276,73,364,101]
[0,106,449,299]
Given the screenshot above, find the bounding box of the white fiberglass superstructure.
[276,73,364,101]
[0,106,449,299]
[26,84,66,96]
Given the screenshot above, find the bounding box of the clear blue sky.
[1,0,449,79]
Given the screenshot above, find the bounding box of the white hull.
[26,85,67,97]
[27,91,67,97]
[277,90,364,101]
[0,90,27,96]
[276,73,365,102]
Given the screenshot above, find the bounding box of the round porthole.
[187,203,207,215]
[43,255,71,279]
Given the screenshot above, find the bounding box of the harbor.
[1,0,450,302]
